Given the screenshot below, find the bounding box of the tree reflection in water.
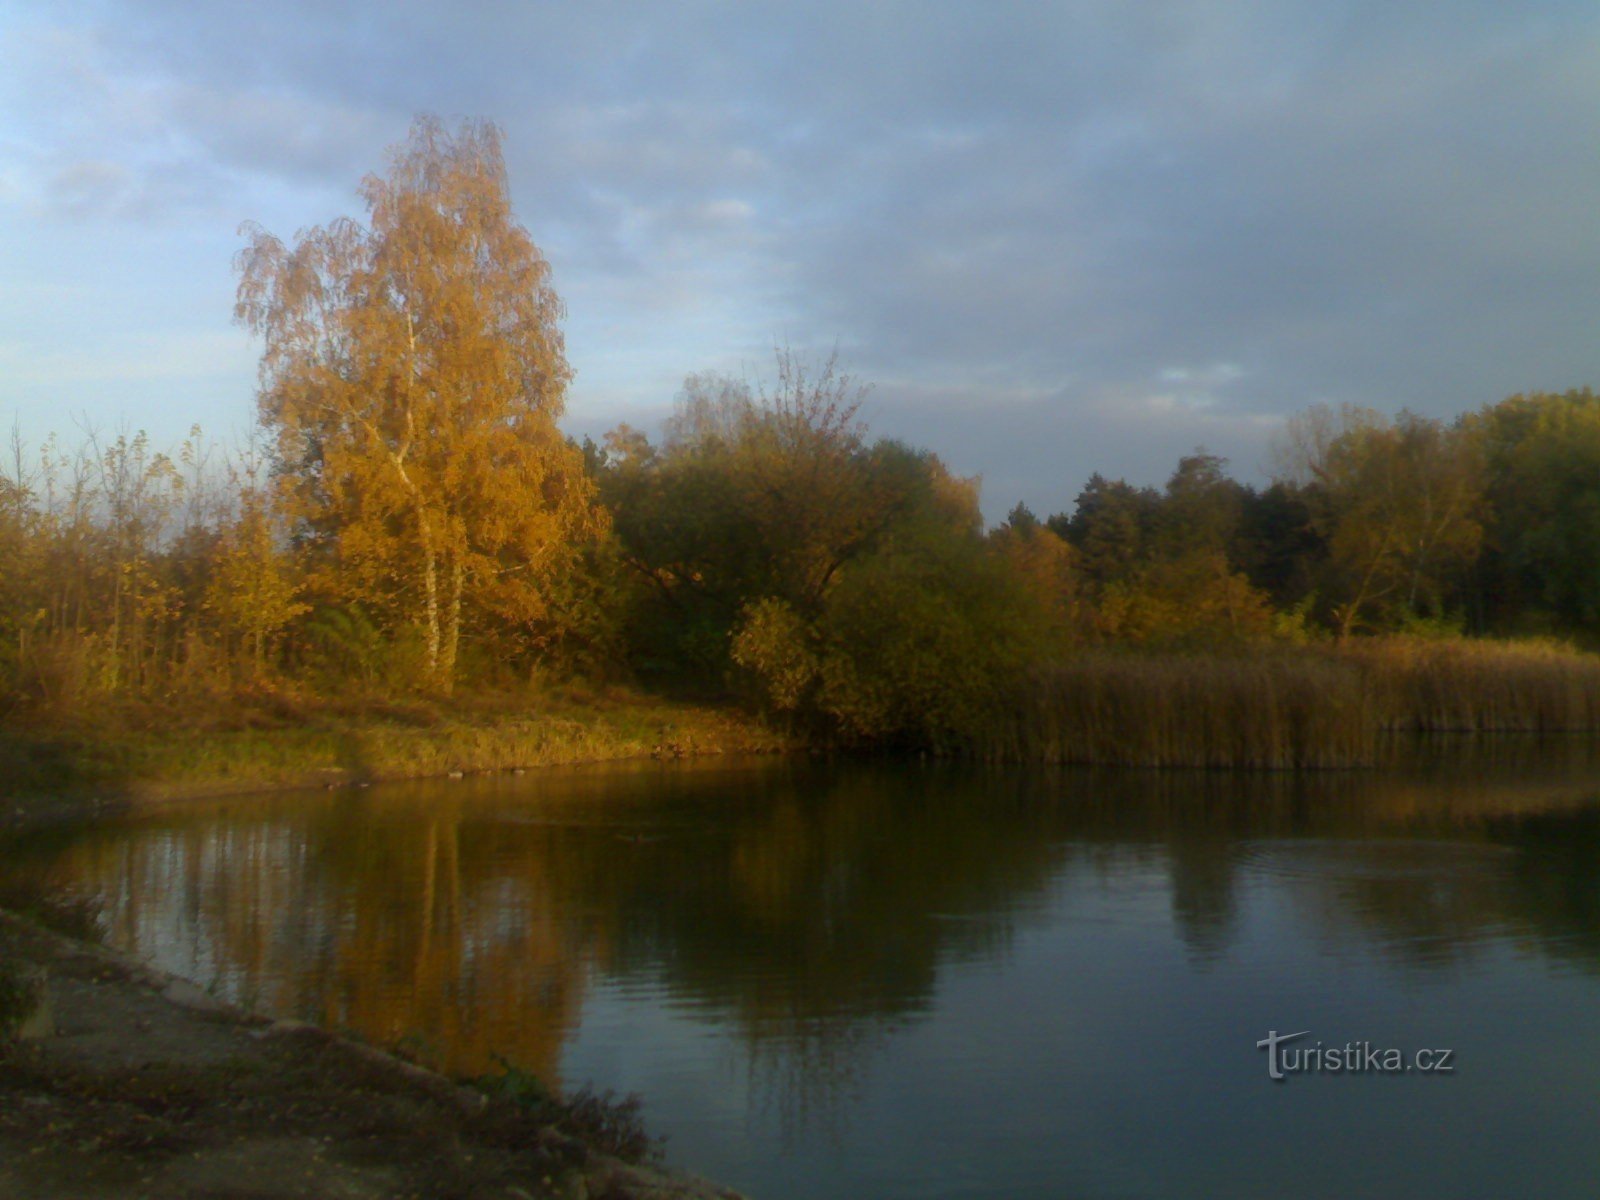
[6,744,1600,1127]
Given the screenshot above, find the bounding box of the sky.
[3,1,1599,521]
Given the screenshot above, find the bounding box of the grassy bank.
[993,637,1600,768]
[0,682,788,808]
[5,638,1598,799]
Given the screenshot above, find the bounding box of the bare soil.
[0,912,745,1200]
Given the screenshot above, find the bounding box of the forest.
[5,117,1600,771]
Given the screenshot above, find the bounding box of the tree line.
[3,117,1598,751]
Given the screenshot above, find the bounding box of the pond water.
[6,747,1600,1198]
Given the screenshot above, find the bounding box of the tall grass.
[1342,637,1600,733]
[999,653,1379,768]
[0,683,789,803]
[991,638,1600,768]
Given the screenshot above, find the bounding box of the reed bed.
[1337,638,1600,733]
[991,638,1600,768]
[998,653,1379,768]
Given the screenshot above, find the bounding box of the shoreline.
[0,688,792,837]
[5,702,1599,1197]
[0,699,780,1197]
[0,906,749,1199]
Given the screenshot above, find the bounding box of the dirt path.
[0,913,747,1200]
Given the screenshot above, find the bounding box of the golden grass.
[1338,637,1600,733]
[998,653,1378,768]
[0,684,789,802]
[992,637,1600,768]
[8,638,1597,790]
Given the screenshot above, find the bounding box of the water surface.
[6,747,1600,1198]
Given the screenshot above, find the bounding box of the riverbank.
[0,686,774,1197]
[0,906,748,1200]
[0,682,790,832]
[6,639,1600,820]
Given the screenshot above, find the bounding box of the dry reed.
[991,638,1600,768]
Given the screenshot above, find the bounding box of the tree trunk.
[422,545,440,683]
[439,557,463,694]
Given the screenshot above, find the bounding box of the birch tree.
[235,116,601,690]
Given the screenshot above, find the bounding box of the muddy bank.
[0,910,749,1200]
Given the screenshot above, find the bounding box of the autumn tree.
[1464,389,1600,634]
[204,465,306,678]
[0,430,39,698]
[600,350,914,679]
[731,446,1046,749]
[235,116,601,690]
[1277,405,1484,636]
[989,505,1083,647]
[1041,455,1278,646]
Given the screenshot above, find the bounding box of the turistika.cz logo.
[1256,1030,1455,1080]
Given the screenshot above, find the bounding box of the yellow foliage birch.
[235,116,603,690]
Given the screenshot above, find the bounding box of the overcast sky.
[3,2,1598,519]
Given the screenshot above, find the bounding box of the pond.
[6,746,1600,1198]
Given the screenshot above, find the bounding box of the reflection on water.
[6,743,1600,1199]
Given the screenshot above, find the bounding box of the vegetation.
[0,686,782,802]
[3,114,1600,776]
[1000,652,1380,769]
[235,116,601,693]
[473,1056,660,1165]
[991,639,1600,769]
[1341,636,1600,734]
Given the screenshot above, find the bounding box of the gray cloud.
[4,1,1599,518]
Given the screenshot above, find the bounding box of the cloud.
[2,1,1599,518]
[176,87,392,185]
[863,374,1284,521]
[45,159,132,216]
